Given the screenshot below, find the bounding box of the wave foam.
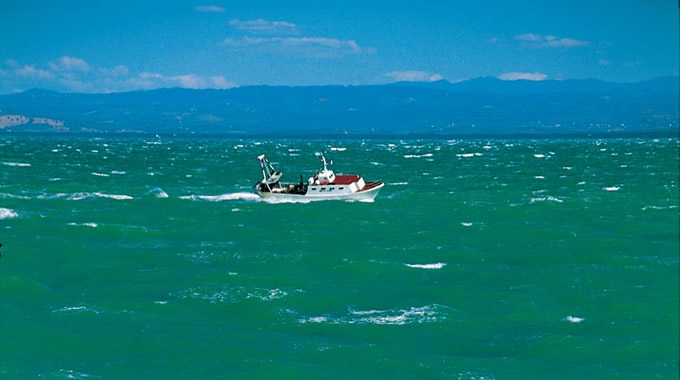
[298,304,448,325]
[2,162,31,167]
[603,186,620,192]
[405,263,446,269]
[404,153,433,158]
[146,187,169,198]
[65,192,133,200]
[67,222,98,228]
[565,315,584,323]
[0,208,18,219]
[179,192,260,202]
[530,196,563,204]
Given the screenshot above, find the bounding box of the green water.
[1,136,678,379]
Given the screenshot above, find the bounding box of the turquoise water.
[1,136,678,379]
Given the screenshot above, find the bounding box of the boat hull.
[258,182,384,202]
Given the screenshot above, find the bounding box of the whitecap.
[641,205,678,211]
[456,153,475,158]
[91,172,110,177]
[404,153,433,158]
[52,306,99,314]
[388,182,408,186]
[330,147,347,151]
[405,263,446,269]
[533,154,545,158]
[534,176,545,179]
[0,193,30,199]
[111,170,126,175]
[461,222,473,227]
[565,315,584,323]
[146,187,169,198]
[66,192,133,200]
[298,316,328,324]
[2,162,31,167]
[0,208,19,219]
[603,186,620,192]
[67,222,98,228]
[530,196,563,204]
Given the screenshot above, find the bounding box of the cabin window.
[338,187,344,190]
[320,188,326,192]
[311,187,317,190]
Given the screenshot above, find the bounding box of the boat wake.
[179,192,261,202]
[178,191,374,204]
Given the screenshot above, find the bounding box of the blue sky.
[0,0,678,93]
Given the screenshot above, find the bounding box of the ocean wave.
[52,305,100,314]
[405,263,446,269]
[63,192,134,201]
[530,196,563,204]
[298,304,448,325]
[91,172,110,177]
[0,208,19,219]
[388,182,408,186]
[0,193,31,199]
[641,205,678,211]
[145,187,169,198]
[174,286,291,304]
[67,222,98,228]
[603,186,620,192]
[564,315,584,323]
[330,147,346,151]
[456,153,482,158]
[403,153,433,158]
[2,161,31,167]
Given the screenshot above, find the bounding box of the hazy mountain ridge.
[0,77,677,135]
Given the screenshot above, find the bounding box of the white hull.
[258,182,383,202]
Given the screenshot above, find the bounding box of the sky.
[0,0,678,93]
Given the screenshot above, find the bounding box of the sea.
[1,135,678,379]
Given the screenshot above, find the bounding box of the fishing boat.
[254,153,384,201]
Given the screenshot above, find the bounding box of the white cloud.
[99,65,129,76]
[221,36,370,57]
[16,65,55,80]
[195,5,224,13]
[48,56,90,72]
[229,19,297,34]
[132,72,237,90]
[2,57,238,93]
[384,70,444,82]
[514,33,588,48]
[139,72,164,79]
[210,75,238,89]
[497,72,548,81]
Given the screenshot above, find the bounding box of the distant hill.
[0,77,677,135]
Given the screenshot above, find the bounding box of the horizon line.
[3,75,678,96]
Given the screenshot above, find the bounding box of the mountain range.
[0,76,677,136]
